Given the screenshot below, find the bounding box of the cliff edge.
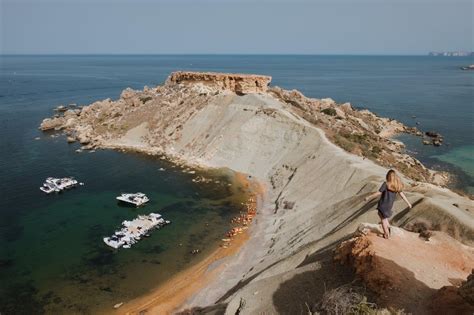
[166,71,271,94]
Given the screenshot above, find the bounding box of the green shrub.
[371,146,382,156]
[335,135,356,152]
[139,96,153,104]
[321,108,337,116]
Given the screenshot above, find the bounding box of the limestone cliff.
[166,71,271,94]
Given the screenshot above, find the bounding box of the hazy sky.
[1,0,472,54]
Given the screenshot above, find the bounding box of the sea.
[0,55,473,314]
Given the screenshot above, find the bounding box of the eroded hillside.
[40,72,474,314]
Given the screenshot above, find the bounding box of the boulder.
[54,105,67,112]
[339,102,353,112]
[459,270,474,304]
[426,131,442,138]
[39,117,64,131]
[64,118,77,128]
[64,109,77,118]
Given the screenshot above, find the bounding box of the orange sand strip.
[112,232,249,315]
[107,173,265,315]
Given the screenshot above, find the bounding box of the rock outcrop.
[335,225,474,314]
[460,270,474,304]
[166,71,272,94]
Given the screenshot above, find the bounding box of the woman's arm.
[399,192,412,208]
[364,191,381,202]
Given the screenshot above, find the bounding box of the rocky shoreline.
[40,71,451,188]
[39,71,473,313]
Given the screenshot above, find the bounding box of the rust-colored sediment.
[109,173,265,315]
[115,232,249,315]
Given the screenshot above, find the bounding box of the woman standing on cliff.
[365,170,412,239]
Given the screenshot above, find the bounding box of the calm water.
[0,55,473,313]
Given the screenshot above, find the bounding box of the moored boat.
[103,213,170,249]
[116,192,149,207]
[40,177,79,194]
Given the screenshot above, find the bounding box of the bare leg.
[377,212,385,236]
[381,218,390,239]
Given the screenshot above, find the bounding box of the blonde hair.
[386,169,403,192]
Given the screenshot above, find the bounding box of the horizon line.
[2,52,470,57]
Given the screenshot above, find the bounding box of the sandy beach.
[112,232,249,314]
[104,173,265,315]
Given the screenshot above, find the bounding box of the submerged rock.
[113,302,124,309]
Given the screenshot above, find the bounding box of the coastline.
[37,72,474,313]
[111,232,249,315]
[103,172,266,315]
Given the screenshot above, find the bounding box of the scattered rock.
[54,105,67,112]
[283,201,295,210]
[113,302,124,309]
[459,270,474,304]
[340,102,353,112]
[39,117,65,131]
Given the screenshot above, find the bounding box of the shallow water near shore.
[0,135,253,313]
[0,55,473,313]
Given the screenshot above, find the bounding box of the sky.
[0,0,472,55]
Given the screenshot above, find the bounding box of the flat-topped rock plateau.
[167,71,272,94]
[40,72,474,314]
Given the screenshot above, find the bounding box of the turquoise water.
[434,145,474,179]
[0,55,473,313]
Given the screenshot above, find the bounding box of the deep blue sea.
[0,55,473,314]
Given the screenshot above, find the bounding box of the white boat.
[40,177,79,194]
[103,213,170,249]
[116,193,149,207]
[46,177,78,190]
[40,182,60,194]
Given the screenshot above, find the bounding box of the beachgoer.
[364,169,412,239]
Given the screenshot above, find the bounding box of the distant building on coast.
[428,51,474,57]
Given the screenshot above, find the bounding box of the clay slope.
[335,224,474,314]
[39,72,474,313]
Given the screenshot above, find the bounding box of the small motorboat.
[40,182,60,194]
[103,213,170,249]
[40,177,79,194]
[116,192,149,207]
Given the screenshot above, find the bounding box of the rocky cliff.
[39,72,474,314]
[334,224,474,314]
[166,71,272,94]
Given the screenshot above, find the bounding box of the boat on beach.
[103,213,170,249]
[40,177,79,194]
[116,192,149,206]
